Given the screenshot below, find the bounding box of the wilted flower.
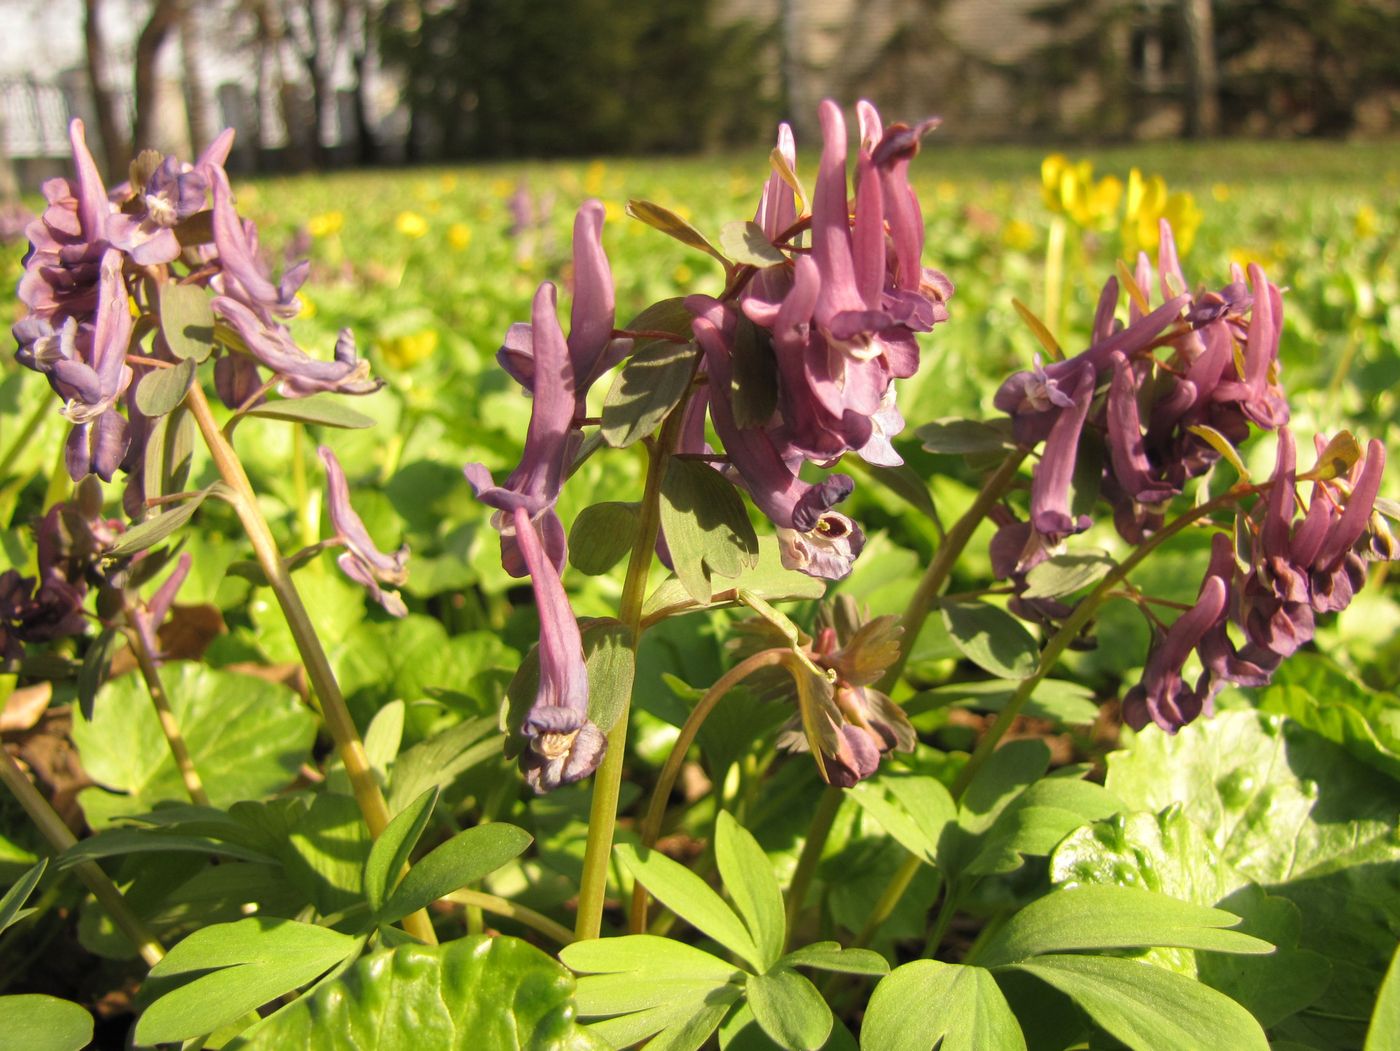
[512,507,604,792]
[319,446,409,617]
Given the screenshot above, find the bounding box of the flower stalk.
[183,380,437,946]
[124,623,209,807]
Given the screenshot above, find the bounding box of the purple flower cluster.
[12,120,381,496]
[991,222,1287,579]
[688,99,952,581]
[1124,429,1388,733]
[0,482,121,662]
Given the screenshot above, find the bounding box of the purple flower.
[215,297,380,399]
[1122,575,1227,733]
[1028,362,1095,547]
[319,446,409,617]
[467,281,577,577]
[107,130,234,266]
[129,552,192,661]
[776,511,866,581]
[209,166,305,322]
[512,507,604,792]
[494,200,616,406]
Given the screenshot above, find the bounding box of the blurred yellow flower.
[439,174,458,193]
[307,211,344,238]
[448,223,473,250]
[491,178,514,199]
[673,263,693,285]
[1211,183,1231,203]
[603,200,625,224]
[298,294,317,319]
[1002,218,1037,252]
[1355,204,1378,239]
[379,329,438,369]
[584,161,607,196]
[1041,154,1122,229]
[395,211,429,238]
[1121,168,1201,258]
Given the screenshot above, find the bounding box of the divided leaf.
[861,961,1025,1051]
[715,811,785,970]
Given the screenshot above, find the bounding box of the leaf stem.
[879,447,1030,692]
[0,748,165,966]
[629,648,789,933]
[184,381,437,946]
[784,784,844,948]
[575,395,690,940]
[124,624,210,807]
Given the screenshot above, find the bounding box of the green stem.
[879,447,1029,693]
[575,402,690,940]
[0,748,164,967]
[951,488,1245,798]
[185,382,437,946]
[125,625,210,807]
[630,648,788,933]
[855,856,928,950]
[444,889,575,946]
[921,880,959,958]
[783,784,844,948]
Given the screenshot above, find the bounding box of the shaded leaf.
[660,458,759,605]
[0,859,46,935]
[107,488,210,557]
[135,358,196,418]
[159,283,216,362]
[243,395,377,429]
[1021,552,1114,600]
[941,601,1039,680]
[601,340,697,448]
[730,315,779,428]
[778,942,889,977]
[627,200,728,267]
[569,502,640,576]
[916,417,1015,456]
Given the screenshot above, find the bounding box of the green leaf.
[660,457,759,605]
[106,488,210,557]
[1107,710,1400,1046]
[600,339,697,448]
[966,778,1123,877]
[1186,423,1251,482]
[720,220,788,267]
[243,395,377,429]
[974,884,1272,968]
[284,791,372,916]
[1021,552,1114,600]
[730,314,779,428]
[229,935,601,1050]
[363,700,405,786]
[642,537,826,624]
[746,968,831,1050]
[56,827,275,867]
[134,357,196,418]
[715,810,785,970]
[1367,942,1400,1051]
[1259,656,1400,781]
[0,859,45,935]
[624,297,696,339]
[916,417,1015,456]
[849,774,956,867]
[142,403,195,502]
[563,935,742,985]
[860,961,1025,1051]
[778,942,889,977]
[71,663,316,827]
[569,502,641,575]
[627,199,728,267]
[380,822,532,924]
[958,739,1050,836]
[1008,955,1268,1051]
[848,460,939,525]
[615,843,763,971]
[0,994,93,1051]
[159,282,216,362]
[590,991,740,1051]
[940,601,1039,680]
[363,786,438,916]
[76,628,119,721]
[907,678,1099,727]
[386,716,501,815]
[137,918,361,1045]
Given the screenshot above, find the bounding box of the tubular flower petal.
[319,446,409,617]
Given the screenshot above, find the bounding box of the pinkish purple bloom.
[107,130,234,266]
[319,446,409,617]
[512,507,604,792]
[1122,575,1227,733]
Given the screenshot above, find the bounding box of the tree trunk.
[83,0,127,176]
[132,0,182,152]
[179,0,214,155]
[1180,0,1220,137]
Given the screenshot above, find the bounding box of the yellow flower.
[439,174,458,193]
[1121,168,1201,258]
[1355,204,1378,239]
[603,200,625,224]
[1211,183,1231,203]
[307,211,344,238]
[379,329,439,370]
[298,294,317,319]
[584,160,607,197]
[395,211,428,239]
[1001,218,1037,253]
[1041,154,1122,229]
[672,263,693,285]
[448,223,472,251]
